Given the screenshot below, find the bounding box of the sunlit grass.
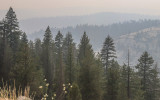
[0,80,32,100]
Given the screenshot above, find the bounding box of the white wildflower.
[39,86,43,89]
[46,83,49,87]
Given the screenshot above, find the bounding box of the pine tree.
[0,14,15,81]
[0,7,21,81]
[131,71,144,100]
[119,63,145,100]
[10,33,45,98]
[78,32,92,64]
[28,40,35,57]
[0,20,2,74]
[149,63,160,100]
[5,7,21,53]
[95,52,105,100]
[0,19,11,80]
[136,51,154,100]
[42,26,55,98]
[127,50,131,99]
[10,33,29,89]
[117,64,128,100]
[35,38,42,57]
[55,31,63,52]
[101,35,116,73]
[105,60,119,100]
[55,31,65,100]
[78,32,103,100]
[0,37,12,81]
[42,26,53,81]
[62,32,76,84]
[117,82,128,100]
[0,19,8,64]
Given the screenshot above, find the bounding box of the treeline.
[0,7,160,100]
[28,19,160,51]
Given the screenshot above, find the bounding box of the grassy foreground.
[0,81,32,100]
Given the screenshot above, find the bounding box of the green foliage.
[117,82,128,100]
[5,7,21,53]
[101,35,116,72]
[42,26,54,82]
[78,32,93,64]
[54,31,65,100]
[117,64,128,100]
[105,60,119,100]
[0,7,21,81]
[63,32,76,83]
[55,30,63,52]
[78,32,103,100]
[10,33,45,98]
[0,41,13,80]
[41,26,55,99]
[35,38,42,58]
[66,83,82,100]
[136,51,155,100]
[148,63,160,100]
[1,7,160,100]
[133,86,144,100]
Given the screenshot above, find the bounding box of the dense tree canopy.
[0,7,160,100]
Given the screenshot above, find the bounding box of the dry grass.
[0,80,32,100]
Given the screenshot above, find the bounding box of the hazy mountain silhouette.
[19,12,160,34]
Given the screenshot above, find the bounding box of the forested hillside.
[116,27,160,64]
[19,12,160,34]
[0,7,160,100]
[28,20,160,44]
[28,20,160,64]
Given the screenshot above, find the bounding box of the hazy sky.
[1,0,160,19]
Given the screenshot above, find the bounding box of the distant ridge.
[115,26,160,65]
[28,19,160,49]
[18,12,160,34]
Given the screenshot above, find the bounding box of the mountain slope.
[27,20,160,65]
[28,20,160,50]
[116,27,160,65]
[20,12,160,34]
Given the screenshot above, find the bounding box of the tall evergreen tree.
[62,32,76,84]
[28,40,35,57]
[101,35,116,73]
[131,71,144,100]
[95,52,105,100]
[78,32,103,100]
[0,15,15,81]
[149,63,160,100]
[0,19,8,80]
[10,32,28,89]
[105,60,119,100]
[42,26,55,99]
[0,19,8,64]
[55,31,65,100]
[0,7,21,81]
[118,64,144,100]
[5,7,21,53]
[35,38,42,57]
[10,33,45,98]
[78,32,92,63]
[117,64,128,100]
[55,31,63,52]
[136,51,154,100]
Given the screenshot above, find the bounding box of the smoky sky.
[0,0,160,19]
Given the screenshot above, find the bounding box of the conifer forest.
[0,7,160,100]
